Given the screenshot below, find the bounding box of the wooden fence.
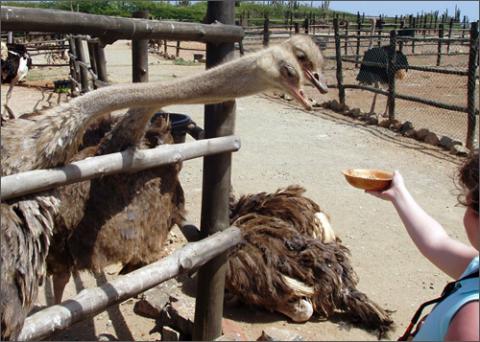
[0,2,242,341]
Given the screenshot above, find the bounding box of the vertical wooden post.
[411,17,416,54]
[355,12,361,67]
[387,30,397,121]
[263,14,270,47]
[423,14,427,38]
[447,18,453,54]
[235,20,244,56]
[304,17,309,34]
[132,10,149,83]
[377,19,383,46]
[399,20,405,53]
[333,18,345,106]
[193,1,235,341]
[87,41,97,76]
[294,22,299,34]
[67,37,79,94]
[466,22,478,149]
[93,43,108,82]
[344,20,349,56]
[176,41,181,57]
[436,23,444,66]
[163,39,168,56]
[74,37,90,93]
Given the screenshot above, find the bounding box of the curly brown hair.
[457,150,479,214]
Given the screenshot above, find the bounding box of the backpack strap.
[398,271,478,341]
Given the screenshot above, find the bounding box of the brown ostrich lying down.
[226,186,394,338]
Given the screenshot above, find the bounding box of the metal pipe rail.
[1,6,244,44]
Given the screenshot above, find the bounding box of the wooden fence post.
[93,43,108,82]
[436,23,444,66]
[411,17,416,54]
[447,18,453,54]
[132,10,149,83]
[263,14,270,47]
[344,20,349,56]
[176,41,181,57]
[304,17,309,34]
[466,21,478,149]
[387,30,397,121]
[333,18,345,106]
[193,1,236,340]
[74,37,90,93]
[86,41,97,76]
[294,22,299,34]
[355,12,361,67]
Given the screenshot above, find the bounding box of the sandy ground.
[2,40,473,341]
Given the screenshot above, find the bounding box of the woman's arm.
[367,171,477,279]
[444,301,479,341]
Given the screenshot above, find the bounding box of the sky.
[326,1,479,21]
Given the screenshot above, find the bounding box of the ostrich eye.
[281,64,298,79]
[296,51,306,61]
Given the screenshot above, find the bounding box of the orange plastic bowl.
[342,169,393,191]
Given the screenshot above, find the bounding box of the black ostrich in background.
[356,23,411,117]
[356,46,409,117]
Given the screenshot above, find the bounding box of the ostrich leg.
[369,82,379,115]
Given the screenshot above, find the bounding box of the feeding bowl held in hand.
[342,169,393,191]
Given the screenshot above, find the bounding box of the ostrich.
[356,21,409,117]
[226,186,394,337]
[1,42,32,121]
[0,41,325,341]
[47,34,329,304]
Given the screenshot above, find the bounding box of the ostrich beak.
[285,83,313,110]
[305,69,328,94]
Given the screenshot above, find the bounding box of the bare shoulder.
[445,301,479,341]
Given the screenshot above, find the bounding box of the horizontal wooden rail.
[18,226,242,341]
[1,136,241,201]
[341,57,469,76]
[1,6,244,44]
[342,83,478,114]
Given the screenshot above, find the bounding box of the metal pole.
[193,1,235,340]
[466,22,478,149]
[132,10,149,83]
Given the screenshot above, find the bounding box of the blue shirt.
[413,256,479,341]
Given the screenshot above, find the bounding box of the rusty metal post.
[132,10,149,83]
[193,1,236,341]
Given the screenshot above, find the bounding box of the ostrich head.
[281,35,329,94]
[256,44,313,110]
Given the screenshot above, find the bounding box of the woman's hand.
[365,170,406,203]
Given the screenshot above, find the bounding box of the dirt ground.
[2,40,473,341]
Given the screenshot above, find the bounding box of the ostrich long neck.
[8,53,268,172]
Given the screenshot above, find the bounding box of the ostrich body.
[1,41,325,340]
[1,42,32,121]
[356,46,408,116]
[49,35,329,303]
[226,186,393,337]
